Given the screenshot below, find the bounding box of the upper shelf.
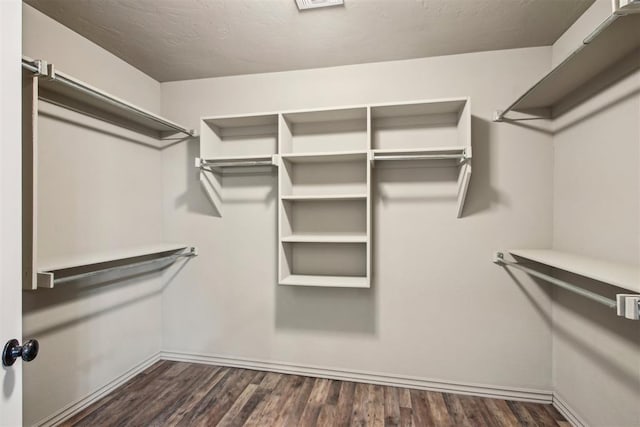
[508,249,640,293]
[23,57,195,137]
[495,10,640,121]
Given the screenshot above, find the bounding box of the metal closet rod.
[494,253,617,308]
[21,58,195,137]
[375,154,465,161]
[201,159,275,168]
[51,248,197,285]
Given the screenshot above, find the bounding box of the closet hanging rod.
[201,159,276,168]
[494,252,617,308]
[21,58,195,137]
[374,154,465,161]
[51,247,197,285]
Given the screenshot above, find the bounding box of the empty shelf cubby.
[279,107,368,154]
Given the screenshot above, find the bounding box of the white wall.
[21,5,166,425]
[160,47,556,393]
[550,1,640,423]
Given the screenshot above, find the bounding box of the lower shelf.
[280,274,369,288]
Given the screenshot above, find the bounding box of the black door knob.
[2,339,39,366]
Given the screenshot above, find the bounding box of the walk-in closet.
[1,0,638,426]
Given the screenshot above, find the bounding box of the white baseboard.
[553,392,589,427]
[35,352,161,427]
[160,350,553,404]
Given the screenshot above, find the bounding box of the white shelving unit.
[508,249,640,293]
[494,8,640,121]
[278,107,371,287]
[197,98,472,287]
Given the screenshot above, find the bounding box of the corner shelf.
[495,9,640,121]
[22,57,194,137]
[37,244,197,289]
[508,249,639,293]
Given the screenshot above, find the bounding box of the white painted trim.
[33,352,161,427]
[553,392,589,427]
[160,350,553,404]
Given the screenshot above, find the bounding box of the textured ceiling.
[25,0,594,82]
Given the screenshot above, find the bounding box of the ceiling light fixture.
[295,0,344,11]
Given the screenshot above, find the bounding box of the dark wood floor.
[62,361,569,426]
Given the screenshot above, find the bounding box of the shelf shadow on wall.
[39,105,167,149]
[275,285,377,334]
[22,259,189,337]
[175,138,221,216]
[507,270,640,395]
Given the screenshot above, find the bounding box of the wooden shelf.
[509,249,640,293]
[37,244,194,289]
[281,234,367,243]
[281,151,367,163]
[281,194,367,201]
[24,58,193,137]
[496,11,640,120]
[280,274,369,288]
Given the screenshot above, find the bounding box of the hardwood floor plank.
[317,404,337,427]
[60,362,570,427]
[350,382,370,426]
[483,397,521,427]
[523,402,563,426]
[334,381,356,427]
[178,367,258,426]
[426,391,452,427]
[383,386,401,427]
[398,388,412,409]
[507,400,538,426]
[273,376,315,427]
[410,389,435,426]
[326,379,342,406]
[399,407,414,427]
[172,368,240,426]
[149,365,224,425]
[459,394,494,427]
[244,374,291,427]
[298,378,331,426]
[369,385,385,427]
[216,383,258,427]
[442,393,471,426]
[124,363,214,427]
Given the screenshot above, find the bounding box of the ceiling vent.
[295,0,344,11]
